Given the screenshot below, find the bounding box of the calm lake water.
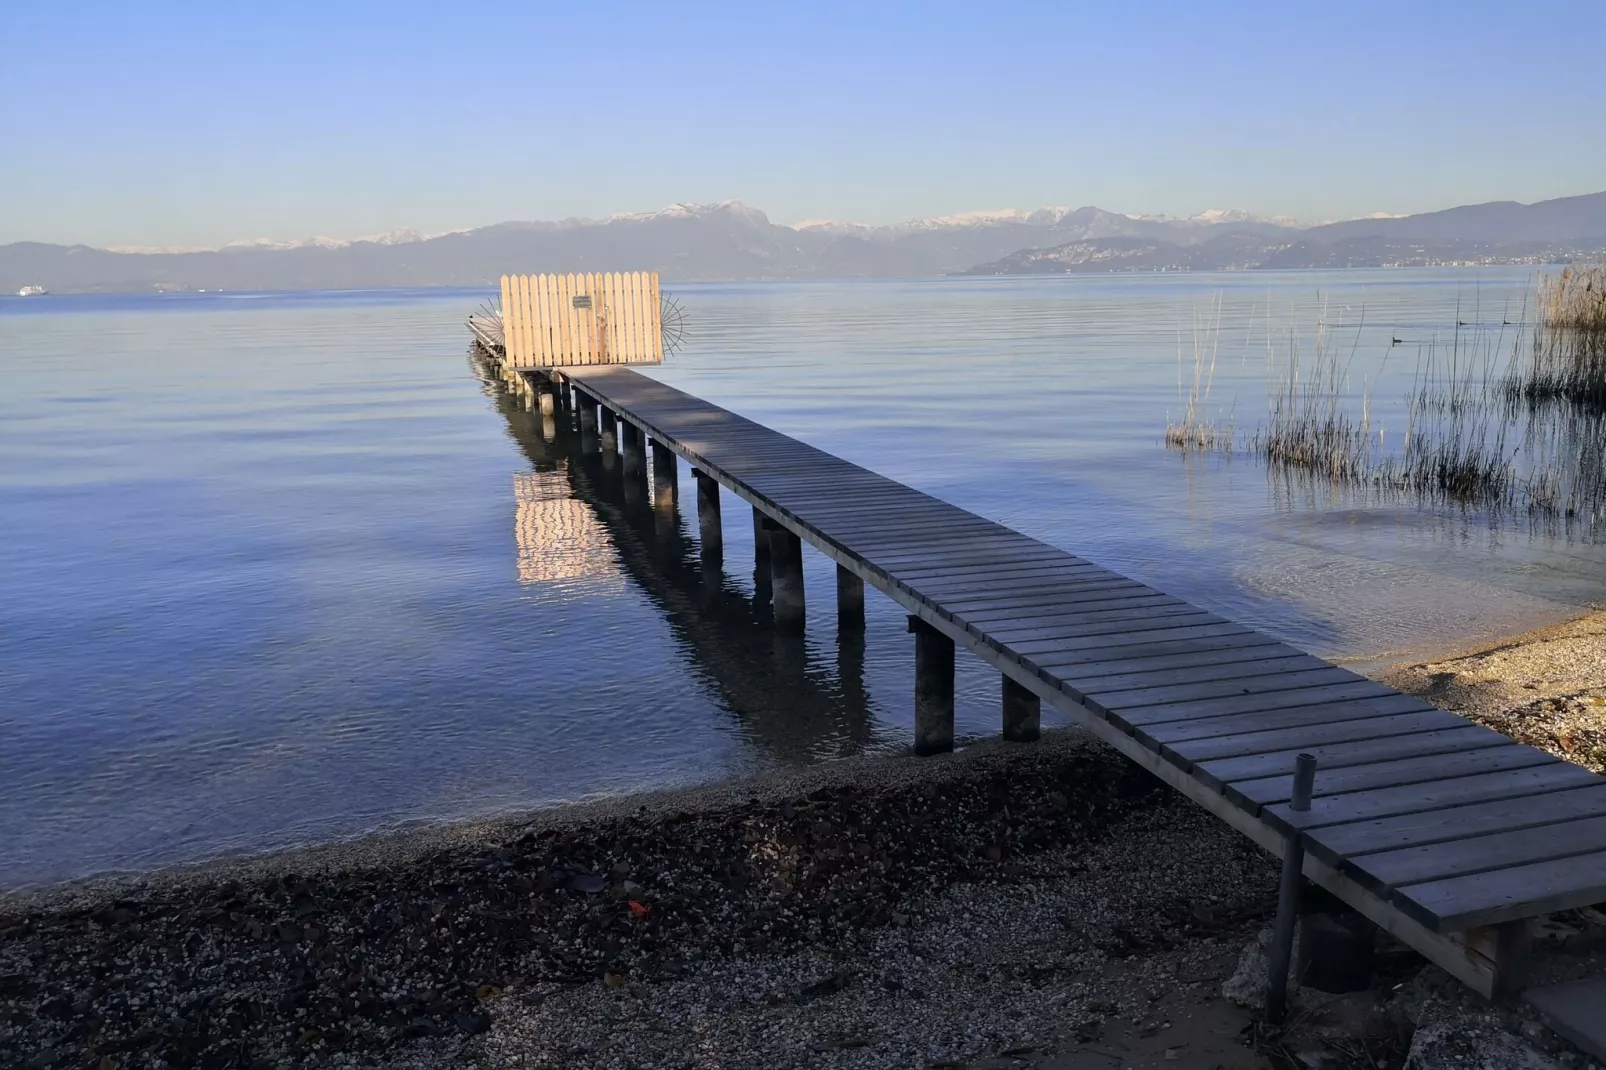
[3,271,1603,890]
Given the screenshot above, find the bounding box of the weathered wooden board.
[1395,848,1606,931]
[1265,762,1599,835]
[1225,745,1555,809]
[1161,708,1468,765]
[1354,813,1606,890]
[1304,785,1606,865]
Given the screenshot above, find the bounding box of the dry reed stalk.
[1164,295,1235,452]
[1539,265,1606,333]
[1505,270,1606,410]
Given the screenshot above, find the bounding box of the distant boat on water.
[17,285,47,297]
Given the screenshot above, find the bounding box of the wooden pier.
[476,346,1606,1007]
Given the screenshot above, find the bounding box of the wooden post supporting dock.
[836,564,864,628]
[651,441,677,512]
[768,520,805,627]
[1002,675,1040,742]
[577,393,599,453]
[621,422,646,502]
[694,470,722,560]
[752,506,770,563]
[909,615,955,755]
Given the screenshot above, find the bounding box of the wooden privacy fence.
[500,271,663,368]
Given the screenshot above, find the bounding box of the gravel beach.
[1380,611,1606,773]
[1,733,1283,1069]
[6,613,1606,1069]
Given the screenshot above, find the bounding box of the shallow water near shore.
[3,271,1604,890]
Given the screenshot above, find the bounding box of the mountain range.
[4,192,1604,294]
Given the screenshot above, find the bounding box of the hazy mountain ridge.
[4,192,1604,293]
[960,192,1606,275]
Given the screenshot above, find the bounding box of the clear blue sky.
[3,1,1604,248]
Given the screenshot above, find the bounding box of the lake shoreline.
[9,608,1602,912]
[2,731,1228,1068]
[1377,609,1606,773]
[5,616,1605,1067]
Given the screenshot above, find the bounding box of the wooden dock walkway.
[508,360,1606,1000]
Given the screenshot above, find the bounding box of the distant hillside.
[959,192,1606,275]
[3,192,1604,293]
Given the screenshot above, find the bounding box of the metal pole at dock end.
[1266,753,1317,1024]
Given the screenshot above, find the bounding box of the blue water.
[2,272,1601,890]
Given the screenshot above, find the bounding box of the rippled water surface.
[3,273,1603,889]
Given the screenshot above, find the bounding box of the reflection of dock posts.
[768,522,805,628]
[836,564,864,629]
[908,616,955,755]
[694,470,723,562]
[651,440,678,512]
[621,422,646,504]
[838,613,868,717]
[1002,677,1041,742]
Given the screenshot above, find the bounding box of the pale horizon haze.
[3,0,1605,248]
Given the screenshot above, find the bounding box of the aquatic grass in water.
[1506,267,1606,411]
[1164,294,1235,452]
[1539,265,1606,333]
[1246,299,1380,483]
[1166,291,1606,535]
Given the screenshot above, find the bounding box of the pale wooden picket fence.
[499,271,663,368]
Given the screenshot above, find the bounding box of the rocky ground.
[1381,612,1606,773]
[7,615,1606,1069]
[3,735,1276,1069]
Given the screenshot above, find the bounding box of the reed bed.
[1246,302,1380,482]
[1165,289,1606,536]
[1505,267,1606,410]
[1539,265,1606,333]
[1506,329,1606,410]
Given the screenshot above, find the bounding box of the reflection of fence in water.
[512,470,618,586]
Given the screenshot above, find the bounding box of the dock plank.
[1085,666,1370,710]
[1303,785,1606,866]
[1161,708,1468,766]
[1114,680,1404,729]
[1074,653,1328,695]
[1225,745,1556,809]
[1354,814,1606,889]
[1395,849,1606,931]
[1193,725,1511,790]
[1265,762,1599,835]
